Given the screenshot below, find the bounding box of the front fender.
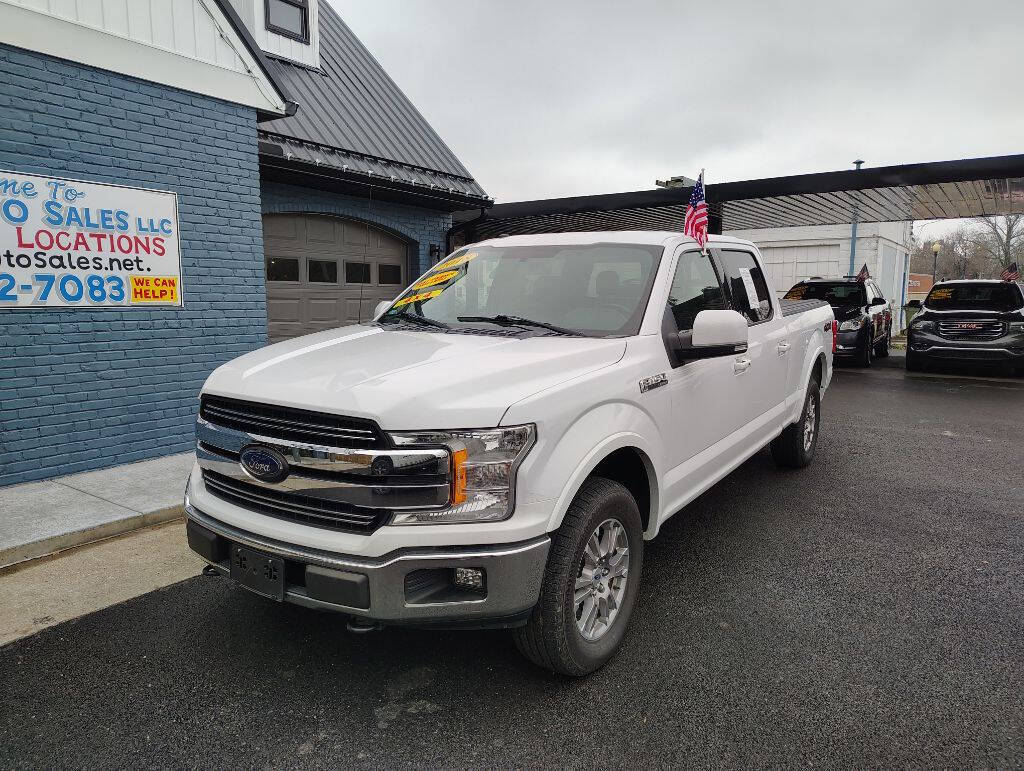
[517,402,663,537]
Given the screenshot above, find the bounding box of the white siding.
[0,0,288,113]
[229,0,320,68]
[758,243,842,295]
[2,0,252,75]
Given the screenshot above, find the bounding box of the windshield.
[924,282,1024,311]
[784,282,866,307]
[379,243,663,337]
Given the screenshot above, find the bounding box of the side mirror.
[688,310,749,359]
[870,297,887,306]
[906,299,922,309]
[373,300,392,319]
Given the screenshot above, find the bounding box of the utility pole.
[848,160,864,275]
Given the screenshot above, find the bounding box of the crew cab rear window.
[925,282,1024,311]
[718,249,772,324]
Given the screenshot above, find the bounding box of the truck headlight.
[839,318,865,331]
[387,425,536,524]
[912,319,935,332]
[1010,322,1024,332]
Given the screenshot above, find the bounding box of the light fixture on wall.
[429,244,441,262]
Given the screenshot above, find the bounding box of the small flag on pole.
[856,263,870,282]
[683,170,708,252]
[1001,262,1020,281]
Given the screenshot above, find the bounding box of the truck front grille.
[202,470,388,534]
[937,320,1005,341]
[200,395,388,449]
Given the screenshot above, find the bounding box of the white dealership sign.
[0,170,182,309]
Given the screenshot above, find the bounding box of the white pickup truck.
[185,231,834,675]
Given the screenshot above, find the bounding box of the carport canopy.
[451,153,1024,243]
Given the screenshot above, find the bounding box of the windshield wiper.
[457,314,583,336]
[380,313,449,330]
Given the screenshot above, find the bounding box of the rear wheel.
[514,477,643,676]
[771,378,821,469]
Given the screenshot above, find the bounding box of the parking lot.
[2,359,1022,769]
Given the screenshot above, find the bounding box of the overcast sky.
[333,0,1024,208]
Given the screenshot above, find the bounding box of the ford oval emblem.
[239,445,289,484]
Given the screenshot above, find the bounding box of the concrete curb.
[0,505,184,570]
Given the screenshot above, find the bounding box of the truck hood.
[203,325,627,430]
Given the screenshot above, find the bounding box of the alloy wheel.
[574,518,630,641]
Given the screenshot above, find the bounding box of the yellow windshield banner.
[929,288,953,300]
[412,270,459,291]
[433,251,478,272]
[393,289,443,308]
[783,285,808,299]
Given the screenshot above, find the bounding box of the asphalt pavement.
[2,361,1023,769]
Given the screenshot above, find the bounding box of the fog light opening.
[454,567,486,593]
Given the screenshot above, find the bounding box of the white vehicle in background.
[185,232,835,675]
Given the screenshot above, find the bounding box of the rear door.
[713,248,790,427]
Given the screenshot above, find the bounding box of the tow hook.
[202,564,220,577]
[346,617,383,634]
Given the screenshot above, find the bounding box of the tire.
[514,477,643,676]
[857,332,873,367]
[770,378,821,469]
[874,330,890,358]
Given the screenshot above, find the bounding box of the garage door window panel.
[267,257,299,282]
[309,259,338,284]
[379,264,403,285]
[346,262,371,284]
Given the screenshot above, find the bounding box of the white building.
[726,222,914,328]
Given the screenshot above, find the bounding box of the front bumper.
[908,330,1024,363]
[185,505,551,628]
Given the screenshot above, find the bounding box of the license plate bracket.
[229,544,285,601]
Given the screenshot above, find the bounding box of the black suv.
[784,277,892,366]
[906,280,1024,373]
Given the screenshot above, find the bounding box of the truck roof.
[473,231,757,249]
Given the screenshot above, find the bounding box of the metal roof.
[452,153,1024,241]
[256,2,489,202]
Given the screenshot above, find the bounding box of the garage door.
[263,214,409,342]
[757,243,842,296]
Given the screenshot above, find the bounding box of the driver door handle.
[733,357,752,375]
[778,340,792,356]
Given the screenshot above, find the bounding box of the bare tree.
[972,214,1024,273]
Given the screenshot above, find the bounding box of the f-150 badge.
[639,373,667,393]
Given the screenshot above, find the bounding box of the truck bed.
[780,298,830,317]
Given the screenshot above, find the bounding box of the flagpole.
[700,168,707,256]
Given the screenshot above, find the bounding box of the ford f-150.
[185,231,835,675]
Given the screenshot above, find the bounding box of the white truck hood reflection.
[202,325,627,430]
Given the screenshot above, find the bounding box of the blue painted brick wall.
[0,45,266,487]
[262,181,453,277]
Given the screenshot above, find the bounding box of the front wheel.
[514,477,643,676]
[857,332,873,367]
[771,378,821,468]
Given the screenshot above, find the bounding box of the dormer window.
[266,0,309,43]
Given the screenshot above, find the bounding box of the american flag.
[683,171,708,251]
[856,263,870,282]
[1001,262,1020,281]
